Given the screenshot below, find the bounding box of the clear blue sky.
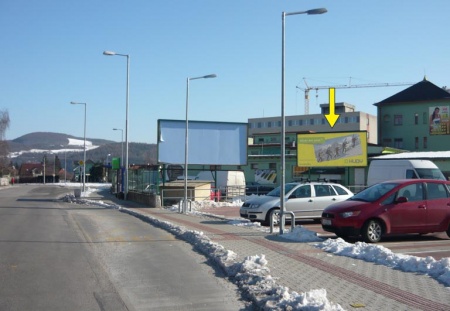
[1,1,449,144]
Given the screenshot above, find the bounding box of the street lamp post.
[106,153,111,182]
[63,148,67,183]
[183,74,217,213]
[43,154,46,184]
[113,128,124,168]
[103,50,130,200]
[60,145,67,183]
[53,154,56,183]
[280,8,327,234]
[70,101,87,193]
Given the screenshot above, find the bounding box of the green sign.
[112,157,121,170]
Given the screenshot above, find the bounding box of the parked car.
[321,179,450,243]
[240,182,354,225]
[245,182,275,196]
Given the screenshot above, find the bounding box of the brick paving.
[99,195,450,310]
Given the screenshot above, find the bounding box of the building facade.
[375,77,450,177]
[375,77,450,152]
[242,103,377,189]
[248,102,378,144]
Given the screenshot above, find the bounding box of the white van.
[367,159,445,186]
[196,171,246,197]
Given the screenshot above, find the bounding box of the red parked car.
[321,179,450,243]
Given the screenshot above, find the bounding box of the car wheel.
[362,219,383,243]
[263,208,280,226]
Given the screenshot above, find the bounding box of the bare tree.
[0,110,10,175]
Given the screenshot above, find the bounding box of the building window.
[394,115,403,126]
[277,121,281,127]
[383,114,391,122]
[257,122,262,128]
[258,138,264,143]
[287,120,294,126]
[382,138,392,147]
[251,163,258,169]
[415,137,419,149]
[270,137,277,142]
[423,137,428,149]
[348,116,358,123]
[269,163,277,170]
[298,119,303,126]
[394,138,403,148]
[310,118,314,125]
[321,118,326,125]
[415,113,419,125]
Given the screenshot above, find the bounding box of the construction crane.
[296,78,414,115]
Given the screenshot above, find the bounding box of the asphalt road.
[0,185,251,311]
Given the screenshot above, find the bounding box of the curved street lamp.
[103,50,130,199]
[280,8,327,233]
[183,74,217,213]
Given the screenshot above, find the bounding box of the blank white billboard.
[157,119,248,165]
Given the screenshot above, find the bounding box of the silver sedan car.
[240,182,354,225]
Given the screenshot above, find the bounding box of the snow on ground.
[61,184,450,310]
[67,138,93,147]
[8,138,99,158]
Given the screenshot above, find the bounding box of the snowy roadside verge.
[115,206,344,310]
[63,192,344,310]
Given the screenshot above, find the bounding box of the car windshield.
[266,184,298,197]
[415,168,446,180]
[349,182,399,202]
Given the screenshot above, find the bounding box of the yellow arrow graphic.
[325,87,340,127]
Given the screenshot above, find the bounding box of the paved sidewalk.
[100,194,450,310]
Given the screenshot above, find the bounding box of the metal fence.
[125,166,368,202]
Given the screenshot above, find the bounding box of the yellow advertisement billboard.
[297,132,367,167]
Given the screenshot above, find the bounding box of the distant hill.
[7,132,157,171]
[10,132,113,148]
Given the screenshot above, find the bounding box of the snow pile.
[281,226,324,243]
[317,238,450,286]
[168,197,244,212]
[232,254,344,310]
